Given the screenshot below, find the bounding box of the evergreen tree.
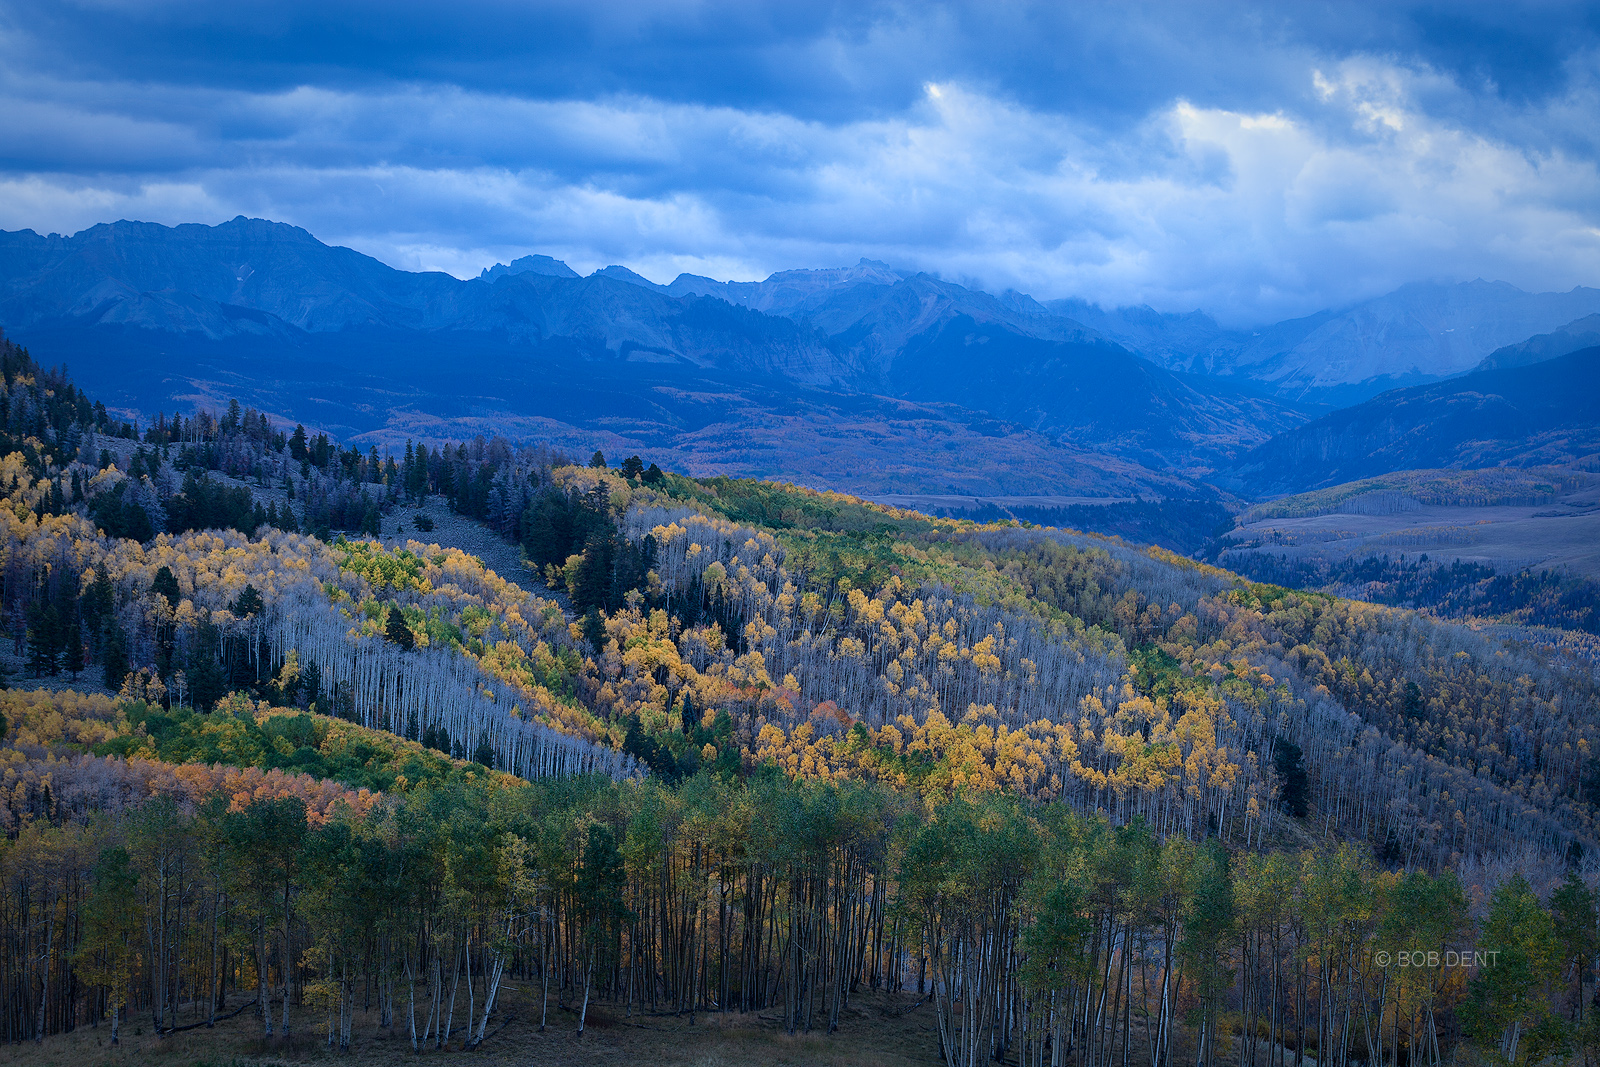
[570,533,614,614]
[522,490,575,570]
[385,606,415,651]
[184,621,228,709]
[1272,737,1309,818]
[1551,871,1598,1023]
[26,603,59,677]
[101,621,129,689]
[152,565,181,608]
[230,584,264,617]
[64,620,84,680]
[582,606,606,651]
[620,455,644,480]
[589,450,607,469]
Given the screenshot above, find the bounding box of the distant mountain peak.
[591,264,663,289]
[480,254,579,281]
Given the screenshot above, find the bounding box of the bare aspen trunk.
[579,947,595,1036]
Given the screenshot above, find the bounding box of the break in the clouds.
[0,0,1597,323]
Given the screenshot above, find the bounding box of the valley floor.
[1227,496,1600,578]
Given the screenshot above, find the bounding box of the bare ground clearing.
[0,987,946,1067]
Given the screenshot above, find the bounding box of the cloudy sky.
[0,0,1597,323]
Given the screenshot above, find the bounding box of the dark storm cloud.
[0,1,1596,322]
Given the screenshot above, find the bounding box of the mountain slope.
[0,218,1317,493]
[1049,280,1600,404]
[0,217,458,333]
[638,259,1104,368]
[1227,345,1600,494]
[886,317,1306,470]
[1477,313,1600,372]
[1226,281,1600,393]
[578,255,1307,467]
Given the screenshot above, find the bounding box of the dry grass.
[1229,500,1600,579]
[1,986,945,1067]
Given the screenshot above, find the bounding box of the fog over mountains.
[1,216,1596,498]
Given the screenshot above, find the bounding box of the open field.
[1222,479,1600,579]
[376,496,540,591]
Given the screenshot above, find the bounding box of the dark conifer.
[385,606,416,651]
[152,566,181,608]
[1273,738,1310,818]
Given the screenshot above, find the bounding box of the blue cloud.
[0,0,1596,323]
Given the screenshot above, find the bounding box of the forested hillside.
[2,330,1599,1065]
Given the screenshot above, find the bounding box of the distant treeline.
[1225,551,1600,634]
[922,497,1234,555]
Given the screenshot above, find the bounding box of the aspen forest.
[2,331,1600,1067]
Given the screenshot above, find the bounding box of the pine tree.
[25,604,58,677]
[231,584,264,617]
[186,627,228,710]
[582,606,606,651]
[1272,738,1310,817]
[152,565,181,608]
[385,606,416,651]
[101,621,129,689]
[570,536,614,614]
[64,620,85,680]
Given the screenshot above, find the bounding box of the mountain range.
[1,216,1596,500]
[0,218,1306,495]
[1048,281,1600,405]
